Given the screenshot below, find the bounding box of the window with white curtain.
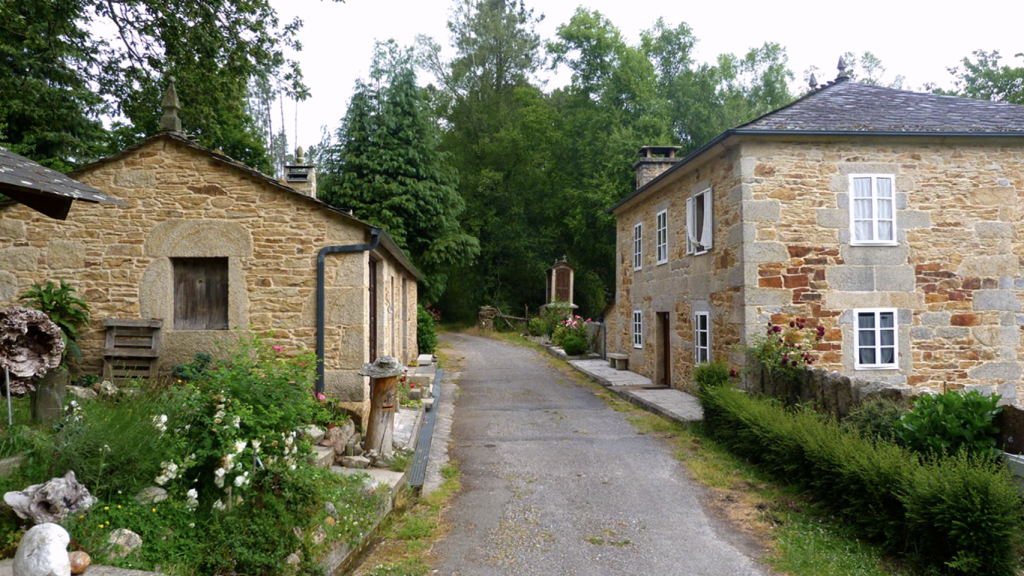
[854,308,898,369]
[633,223,643,270]
[656,210,668,265]
[632,310,643,348]
[694,311,710,364]
[686,188,712,255]
[850,175,896,245]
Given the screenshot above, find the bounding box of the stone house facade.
[0,129,421,420]
[607,77,1024,401]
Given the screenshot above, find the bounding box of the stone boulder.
[67,551,89,575]
[12,523,70,576]
[4,471,95,525]
[106,528,142,558]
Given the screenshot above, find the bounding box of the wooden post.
[364,375,397,456]
[358,356,405,458]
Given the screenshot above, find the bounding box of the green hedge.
[698,385,1023,575]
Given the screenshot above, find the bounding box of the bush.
[843,398,906,443]
[527,317,548,337]
[19,279,90,363]
[171,352,213,382]
[552,314,589,349]
[417,304,437,354]
[698,385,1023,575]
[561,334,588,356]
[895,390,1002,459]
[747,318,824,381]
[692,361,731,394]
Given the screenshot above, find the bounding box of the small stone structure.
[544,258,576,307]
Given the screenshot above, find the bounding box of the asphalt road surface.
[433,333,768,576]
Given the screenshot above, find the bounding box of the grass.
[492,332,916,576]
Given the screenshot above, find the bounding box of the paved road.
[433,333,768,576]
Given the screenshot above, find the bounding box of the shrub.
[895,390,1002,459]
[527,317,548,337]
[698,385,1023,575]
[843,398,906,443]
[171,352,213,382]
[538,302,572,336]
[552,314,589,349]
[19,279,90,363]
[561,334,588,356]
[692,361,731,394]
[417,304,437,354]
[747,318,824,381]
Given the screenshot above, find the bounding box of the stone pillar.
[31,368,68,426]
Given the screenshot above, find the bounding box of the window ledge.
[854,365,899,371]
[849,241,899,247]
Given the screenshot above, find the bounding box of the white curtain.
[852,177,873,241]
[877,178,893,241]
[699,192,712,250]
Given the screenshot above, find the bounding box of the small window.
[686,188,713,255]
[850,175,896,245]
[172,258,228,330]
[854,308,898,369]
[694,311,710,364]
[655,209,668,265]
[632,310,643,349]
[633,223,643,270]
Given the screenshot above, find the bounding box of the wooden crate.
[102,319,163,381]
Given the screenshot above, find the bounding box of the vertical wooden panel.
[555,268,570,302]
[173,258,228,330]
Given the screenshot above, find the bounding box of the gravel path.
[432,333,768,576]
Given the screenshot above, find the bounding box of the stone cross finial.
[808,73,817,89]
[295,146,306,165]
[836,56,849,80]
[160,76,182,132]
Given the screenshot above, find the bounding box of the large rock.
[106,528,142,558]
[134,486,168,505]
[4,472,96,525]
[12,523,70,576]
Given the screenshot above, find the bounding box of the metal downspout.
[316,227,381,394]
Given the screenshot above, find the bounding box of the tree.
[0,0,107,171]
[319,41,479,302]
[804,52,905,91]
[946,50,1024,104]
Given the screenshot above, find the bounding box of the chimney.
[159,76,182,133]
[633,146,682,189]
[284,146,317,198]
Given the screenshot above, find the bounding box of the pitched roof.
[0,146,125,220]
[69,131,423,280]
[739,77,1024,133]
[610,79,1024,213]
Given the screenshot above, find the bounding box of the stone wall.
[609,147,744,390]
[739,137,1024,400]
[0,135,419,421]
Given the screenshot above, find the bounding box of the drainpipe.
[317,227,381,394]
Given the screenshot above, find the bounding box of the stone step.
[415,354,433,367]
[302,424,326,445]
[312,445,335,468]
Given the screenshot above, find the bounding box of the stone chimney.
[284,146,317,198]
[633,146,682,189]
[159,77,182,133]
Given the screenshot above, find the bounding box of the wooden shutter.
[173,258,228,330]
[555,268,570,302]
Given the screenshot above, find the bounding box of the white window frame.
[655,209,668,265]
[853,308,898,370]
[632,310,643,349]
[686,188,713,255]
[694,311,710,364]
[849,174,897,246]
[633,223,643,270]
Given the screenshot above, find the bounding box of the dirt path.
[432,333,768,576]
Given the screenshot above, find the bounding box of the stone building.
[0,92,420,420]
[607,74,1024,400]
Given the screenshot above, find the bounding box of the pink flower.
[316,392,326,401]
[273,345,282,352]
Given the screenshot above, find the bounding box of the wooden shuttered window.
[554,268,571,302]
[172,258,229,330]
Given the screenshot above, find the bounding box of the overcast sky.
[270,0,1023,150]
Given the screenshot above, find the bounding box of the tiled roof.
[739,78,1024,133]
[0,146,126,219]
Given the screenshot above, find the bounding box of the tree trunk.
[363,375,397,456]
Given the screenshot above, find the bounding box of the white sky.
[271,0,1024,149]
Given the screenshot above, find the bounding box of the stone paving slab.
[568,358,653,386]
[617,387,704,422]
[0,559,154,576]
[393,406,421,451]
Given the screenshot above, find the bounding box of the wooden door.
[657,312,671,387]
[369,258,378,362]
[555,268,570,302]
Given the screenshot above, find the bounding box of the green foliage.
[561,334,588,356]
[19,280,90,363]
[319,40,479,301]
[894,390,1002,460]
[698,386,1024,575]
[692,361,732,394]
[747,319,824,382]
[171,352,213,382]
[417,305,438,355]
[551,314,588,349]
[842,398,906,443]
[527,317,548,337]
[945,50,1024,105]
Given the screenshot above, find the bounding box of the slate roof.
[0,146,126,220]
[739,77,1024,133]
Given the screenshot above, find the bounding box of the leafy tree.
[804,52,905,91]
[318,41,479,302]
[946,49,1024,104]
[0,0,107,171]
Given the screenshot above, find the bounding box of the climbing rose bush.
[748,318,824,381]
[551,315,590,347]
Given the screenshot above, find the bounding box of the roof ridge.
[733,77,853,131]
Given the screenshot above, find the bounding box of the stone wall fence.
[741,362,1024,455]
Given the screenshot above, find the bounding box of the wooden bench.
[102,319,163,382]
[607,353,629,371]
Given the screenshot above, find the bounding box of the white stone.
[13,523,70,576]
[4,471,96,525]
